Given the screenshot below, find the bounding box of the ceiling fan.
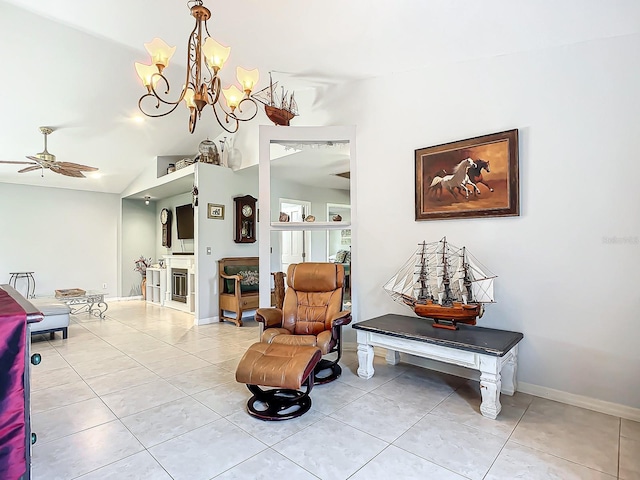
[0,127,99,178]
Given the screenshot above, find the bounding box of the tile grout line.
[617,417,621,480]
[479,397,533,479]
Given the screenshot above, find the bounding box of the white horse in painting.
[438,158,477,198]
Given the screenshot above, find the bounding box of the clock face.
[242,205,253,217]
[160,209,169,224]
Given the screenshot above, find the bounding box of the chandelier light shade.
[135,0,260,134]
[237,67,260,93]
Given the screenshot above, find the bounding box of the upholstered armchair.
[255,262,352,384]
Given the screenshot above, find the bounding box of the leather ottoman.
[236,342,321,421]
[28,298,71,339]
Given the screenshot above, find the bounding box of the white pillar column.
[479,356,502,419]
[500,346,518,396]
[385,349,401,365]
[356,333,375,379]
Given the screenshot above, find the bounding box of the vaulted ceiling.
[1,0,638,193]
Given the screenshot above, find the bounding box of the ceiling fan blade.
[0,160,38,165]
[55,162,98,171]
[51,166,86,178]
[26,156,46,164]
[18,165,43,173]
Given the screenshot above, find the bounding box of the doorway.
[279,199,311,273]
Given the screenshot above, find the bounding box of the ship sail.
[382,253,417,302]
[466,255,496,303]
[383,237,497,329]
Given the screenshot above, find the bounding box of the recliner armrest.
[255,307,283,328]
[330,310,352,328]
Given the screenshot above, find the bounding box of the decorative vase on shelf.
[225,136,243,171]
[141,276,147,300]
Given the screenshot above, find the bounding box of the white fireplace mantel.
[163,255,196,313]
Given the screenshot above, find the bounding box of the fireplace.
[163,255,195,313]
[171,268,188,303]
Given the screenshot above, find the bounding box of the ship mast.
[417,242,430,302]
[462,247,474,303]
[269,72,274,107]
[441,238,454,306]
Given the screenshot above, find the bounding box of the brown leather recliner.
[255,262,352,384]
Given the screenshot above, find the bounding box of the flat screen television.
[175,204,194,239]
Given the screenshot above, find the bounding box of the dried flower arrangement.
[134,255,152,277]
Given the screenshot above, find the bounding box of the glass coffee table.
[55,291,108,318]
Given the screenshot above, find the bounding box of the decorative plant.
[134,255,152,277]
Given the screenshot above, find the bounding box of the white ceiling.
[1,0,638,193]
[271,141,350,191]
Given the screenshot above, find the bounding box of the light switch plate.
[206,247,211,255]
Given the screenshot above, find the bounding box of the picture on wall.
[415,129,519,220]
[207,203,225,219]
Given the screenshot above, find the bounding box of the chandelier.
[135,0,260,134]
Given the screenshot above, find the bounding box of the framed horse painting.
[415,129,519,220]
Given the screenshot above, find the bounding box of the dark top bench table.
[353,313,524,419]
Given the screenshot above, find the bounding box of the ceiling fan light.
[202,37,231,71]
[144,37,176,71]
[236,67,259,94]
[222,85,243,111]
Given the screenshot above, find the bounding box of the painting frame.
[207,203,225,219]
[415,129,519,221]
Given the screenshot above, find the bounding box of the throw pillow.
[224,266,260,294]
[335,250,347,263]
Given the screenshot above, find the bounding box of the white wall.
[121,198,156,296]
[195,163,259,323]
[313,34,640,412]
[0,183,119,297]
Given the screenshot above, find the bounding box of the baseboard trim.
[196,316,218,326]
[343,345,640,421]
[115,296,142,302]
[517,382,640,422]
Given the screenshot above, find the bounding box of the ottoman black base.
[314,358,342,385]
[246,373,314,421]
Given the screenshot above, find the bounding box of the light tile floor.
[29,301,638,480]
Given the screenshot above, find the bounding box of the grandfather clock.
[233,195,257,243]
[160,208,172,247]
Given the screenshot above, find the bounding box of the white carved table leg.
[500,346,518,396]
[357,344,375,379]
[385,349,400,365]
[479,356,502,419]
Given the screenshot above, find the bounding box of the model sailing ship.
[384,237,496,330]
[251,72,298,126]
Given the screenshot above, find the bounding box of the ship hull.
[264,105,295,126]
[413,300,480,327]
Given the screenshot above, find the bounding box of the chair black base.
[314,358,342,385]
[245,382,313,421]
